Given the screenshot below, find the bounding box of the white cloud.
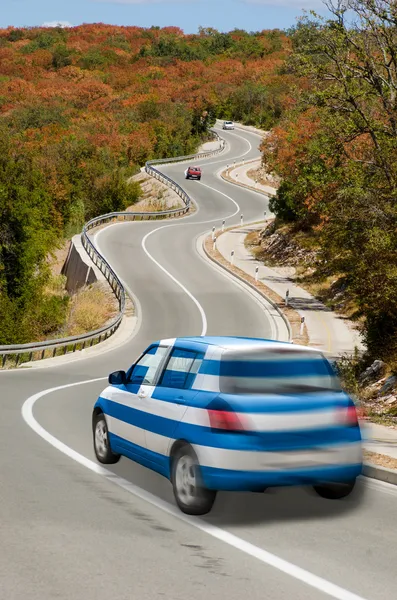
[41,21,73,28]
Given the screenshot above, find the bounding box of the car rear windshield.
[190,166,201,171]
[218,348,341,395]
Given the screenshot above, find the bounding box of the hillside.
[0,24,291,345]
[259,2,397,369]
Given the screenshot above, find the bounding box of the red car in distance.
[185,166,202,180]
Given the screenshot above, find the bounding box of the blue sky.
[3,0,331,33]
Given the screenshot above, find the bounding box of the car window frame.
[126,344,172,386]
[156,347,203,390]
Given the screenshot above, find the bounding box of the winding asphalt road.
[1,125,396,600]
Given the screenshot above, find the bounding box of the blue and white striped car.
[92,336,363,515]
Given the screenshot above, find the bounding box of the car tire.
[313,479,356,500]
[171,444,216,515]
[93,412,121,464]
[198,177,201,181]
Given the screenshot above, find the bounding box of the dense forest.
[263,0,397,365]
[0,24,291,345]
[2,10,395,367]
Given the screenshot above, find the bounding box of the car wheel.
[198,177,201,181]
[93,412,120,464]
[171,444,216,515]
[313,479,356,500]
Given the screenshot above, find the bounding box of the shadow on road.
[204,483,366,527]
[110,458,366,527]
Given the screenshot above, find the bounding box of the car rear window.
[218,348,341,395]
[190,166,201,171]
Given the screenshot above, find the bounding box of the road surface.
[1,125,396,600]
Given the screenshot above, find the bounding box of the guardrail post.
[231,250,235,265]
[222,219,225,232]
[2,355,6,368]
[300,316,305,336]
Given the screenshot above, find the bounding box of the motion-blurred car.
[222,121,235,130]
[92,336,363,515]
[185,166,201,180]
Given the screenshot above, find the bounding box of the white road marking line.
[161,131,254,170]
[22,378,369,600]
[141,225,208,336]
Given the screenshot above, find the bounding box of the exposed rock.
[258,229,318,268]
[359,360,387,385]
[383,395,397,407]
[379,375,397,396]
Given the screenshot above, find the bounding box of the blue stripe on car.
[103,399,361,451]
[200,463,363,491]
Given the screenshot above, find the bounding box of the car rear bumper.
[194,441,363,490]
[200,463,363,491]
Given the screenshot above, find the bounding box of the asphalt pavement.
[1,123,397,600]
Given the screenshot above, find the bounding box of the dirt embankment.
[246,222,358,321]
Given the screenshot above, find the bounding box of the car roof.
[156,336,322,354]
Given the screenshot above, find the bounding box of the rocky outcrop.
[258,223,318,268]
[359,363,397,416]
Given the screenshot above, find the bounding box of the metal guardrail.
[0,129,226,369]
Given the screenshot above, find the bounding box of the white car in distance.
[222,121,234,130]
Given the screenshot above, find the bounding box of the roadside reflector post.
[212,226,216,240]
[231,250,235,265]
[300,316,305,336]
[285,289,289,306]
[213,236,217,251]
[240,214,244,226]
[255,266,259,281]
[222,219,225,232]
[264,210,267,220]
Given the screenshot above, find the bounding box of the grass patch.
[364,450,397,470]
[65,282,118,336]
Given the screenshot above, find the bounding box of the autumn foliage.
[0,24,291,345]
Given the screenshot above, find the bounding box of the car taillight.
[207,409,246,431]
[338,405,359,427]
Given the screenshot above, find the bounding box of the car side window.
[158,348,203,390]
[129,346,169,386]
